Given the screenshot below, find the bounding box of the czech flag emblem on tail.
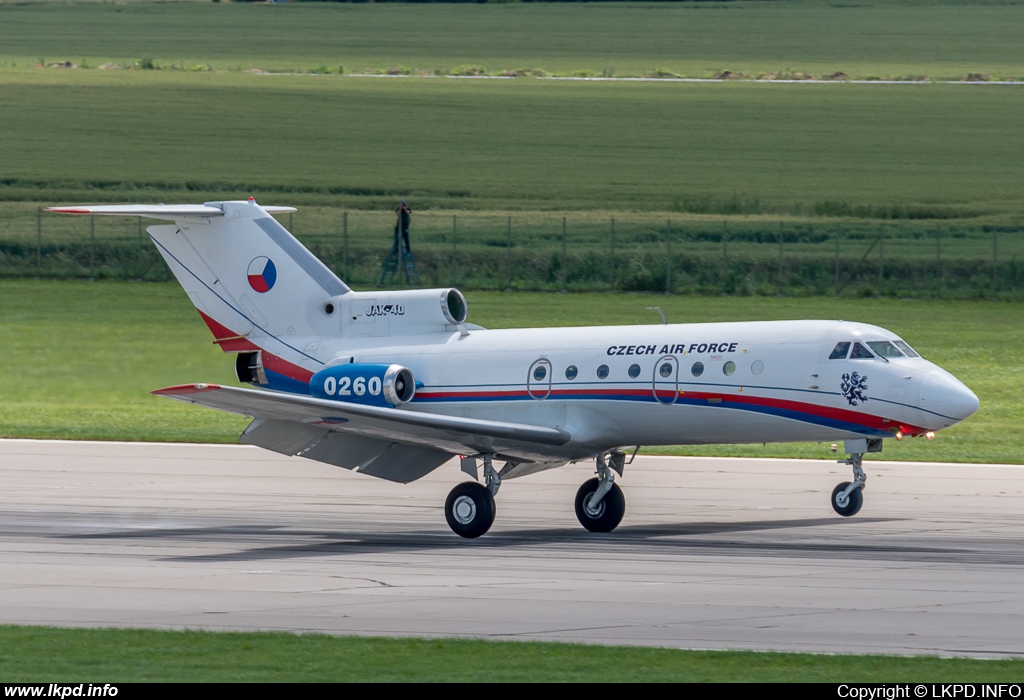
[247,256,277,293]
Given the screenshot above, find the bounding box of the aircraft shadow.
[52,516,993,566]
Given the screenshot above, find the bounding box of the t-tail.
[47,200,470,393]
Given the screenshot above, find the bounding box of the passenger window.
[565,365,578,380]
[867,341,904,359]
[751,360,764,375]
[659,362,674,378]
[628,364,641,379]
[597,364,609,379]
[829,342,851,360]
[533,365,548,381]
[723,361,736,376]
[850,342,874,359]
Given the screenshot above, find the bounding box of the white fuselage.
[282,318,978,462]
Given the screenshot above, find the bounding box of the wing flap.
[240,418,451,483]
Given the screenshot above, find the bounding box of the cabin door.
[652,355,679,405]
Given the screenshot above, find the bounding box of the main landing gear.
[444,451,629,538]
[574,452,626,533]
[444,455,500,538]
[831,438,881,517]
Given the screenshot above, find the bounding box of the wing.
[154,384,571,483]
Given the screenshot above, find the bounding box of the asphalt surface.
[2,439,1022,657]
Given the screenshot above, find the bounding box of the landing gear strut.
[574,452,626,533]
[831,438,879,517]
[445,454,500,538]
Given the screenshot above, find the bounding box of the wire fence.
[2,207,1022,297]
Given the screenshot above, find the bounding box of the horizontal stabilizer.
[47,203,296,222]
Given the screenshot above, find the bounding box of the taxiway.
[1,439,1022,657]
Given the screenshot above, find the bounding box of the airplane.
[48,199,980,538]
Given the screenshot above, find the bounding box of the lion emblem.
[840,372,869,406]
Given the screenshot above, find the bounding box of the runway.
[1,439,1022,657]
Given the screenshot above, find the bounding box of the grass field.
[3,625,1023,682]
[2,70,1023,218]
[1,280,1018,464]
[2,1,1023,81]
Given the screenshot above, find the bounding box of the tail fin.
[48,200,348,364]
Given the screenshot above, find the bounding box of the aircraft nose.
[920,370,980,424]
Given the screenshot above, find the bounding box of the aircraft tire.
[831,481,864,517]
[574,478,625,533]
[445,482,496,538]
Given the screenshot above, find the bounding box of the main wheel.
[831,481,864,517]
[574,478,625,533]
[445,482,496,538]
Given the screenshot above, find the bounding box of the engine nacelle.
[335,288,468,336]
[309,363,416,408]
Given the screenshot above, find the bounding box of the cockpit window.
[867,341,905,359]
[829,342,851,360]
[893,340,920,358]
[850,342,874,359]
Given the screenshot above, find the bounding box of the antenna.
[646,307,668,324]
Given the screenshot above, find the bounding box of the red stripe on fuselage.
[415,386,927,436]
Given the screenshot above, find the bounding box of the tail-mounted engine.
[332,288,469,337]
[310,363,416,408]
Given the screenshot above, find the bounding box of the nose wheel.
[831,481,864,516]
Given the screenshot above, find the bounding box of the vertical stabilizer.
[48,200,349,372]
[147,200,348,345]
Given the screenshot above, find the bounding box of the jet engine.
[309,363,416,408]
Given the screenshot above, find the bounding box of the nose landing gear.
[831,438,880,517]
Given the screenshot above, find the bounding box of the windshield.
[892,340,920,358]
[867,341,905,359]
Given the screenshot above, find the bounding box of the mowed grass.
[0,280,1018,464]
[2,626,1023,682]
[2,1,1023,80]
[2,70,1024,218]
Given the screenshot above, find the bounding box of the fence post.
[137,216,143,280]
[879,223,884,285]
[834,228,841,291]
[665,219,672,295]
[722,220,728,262]
[993,229,998,294]
[90,215,95,280]
[505,215,512,291]
[778,221,784,283]
[342,211,348,281]
[289,212,293,234]
[610,217,616,291]
[36,206,42,278]
[451,214,457,286]
[936,225,942,293]
[561,216,567,293]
